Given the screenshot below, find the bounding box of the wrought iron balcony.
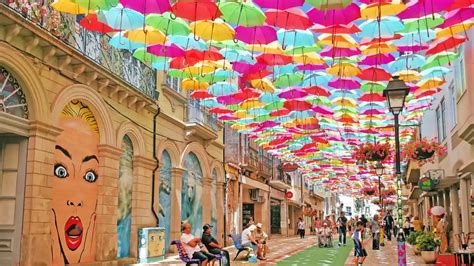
[186,98,219,132]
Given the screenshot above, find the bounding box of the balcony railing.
[187,98,219,131]
[2,1,157,99]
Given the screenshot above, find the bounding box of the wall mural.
[158,150,172,251]
[211,169,218,235]
[117,135,133,258]
[51,100,99,265]
[181,152,203,236]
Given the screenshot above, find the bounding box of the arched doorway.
[181,152,203,236]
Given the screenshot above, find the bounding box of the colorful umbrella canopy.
[219,1,266,27]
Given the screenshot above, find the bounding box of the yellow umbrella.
[250,78,275,93]
[318,34,358,48]
[231,123,248,130]
[360,2,407,19]
[180,78,209,90]
[295,117,318,125]
[417,78,446,91]
[332,97,358,107]
[234,110,253,119]
[246,41,284,54]
[239,98,266,109]
[205,60,233,71]
[191,19,235,41]
[361,42,397,55]
[393,70,421,82]
[293,53,325,64]
[183,62,215,75]
[326,63,361,77]
[51,0,88,14]
[436,20,474,38]
[125,26,167,45]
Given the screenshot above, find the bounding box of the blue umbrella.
[388,54,426,72]
[301,72,331,86]
[168,34,208,51]
[219,48,254,63]
[277,29,314,48]
[420,67,450,80]
[247,108,271,116]
[208,82,238,96]
[290,110,316,119]
[98,7,145,30]
[273,64,297,75]
[109,33,143,50]
[200,98,221,108]
[151,61,169,71]
[393,30,435,46]
[358,16,404,38]
[259,93,280,103]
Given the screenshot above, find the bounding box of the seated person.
[255,223,268,260]
[320,222,333,247]
[201,224,230,266]
[241,224,258,253]
[181,223,216,266]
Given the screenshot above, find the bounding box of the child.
[352,221,367,266]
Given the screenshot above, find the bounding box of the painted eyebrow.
[55,145,71,159]
[82,155,99,163]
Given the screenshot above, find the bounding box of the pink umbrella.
[358,67,391,81]
[296,64,327,71]
[361,109,385,115]
[120,0,171,14]
[254,0,304,9]
[311,23,361,34]
[278,87,308,99]
[218,114,238,121]
[398,0,454,19]
[320,47,360,57]
[360,53,395,65]
[439,7,474,28]
[217,95,245,105]
[265,8,312,30]
[235,25,277,45]
[399,44,429,53]
[312,106,334,115]
[147,43,185,57]
[308,3,360,26]
[329,78,360,90]
[233,62,266,74]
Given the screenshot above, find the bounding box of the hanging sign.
[418,176,439,191]
[281,163,299,172]
[285,191,294,199]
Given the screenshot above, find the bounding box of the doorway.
[270,200,281,234]
[0,136,27,265]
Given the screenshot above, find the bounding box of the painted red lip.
[64,216,83,251]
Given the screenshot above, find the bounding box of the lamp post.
[375,162,385,246]
[383,76,409,266]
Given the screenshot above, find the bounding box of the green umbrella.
[146,12,190,35]
[273,73,304,88]
[306,96,331,106]
[226,104,241,111]
[211,39,248,50]
[264,101,285,111]
[360,81,386,93]
[255,115,272,122]
[306,0,351,10]
[167,69,189,79]
[133,48,167,64]
[74,0,118,10]
[421,52,459,70]
[334,106,358,114]
[284,45,322,55]
[400,14,444,33]
[219,1,265,27]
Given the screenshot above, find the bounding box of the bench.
[228,234,252,261]
[171,240,222,266]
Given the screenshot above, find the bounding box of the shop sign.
[418,176,439,191]
[281,162,298,172]
[285,191,294,199]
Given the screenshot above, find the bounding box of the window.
[449,82,457,129]
[165,75,182,93]
[436,98,447,141]
[454,44,466,100]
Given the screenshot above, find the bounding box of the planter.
[413,245,421,255]
[367,151,388,161]
[415,148,435,160]
[364,190,376,196]
[420,251,437,264]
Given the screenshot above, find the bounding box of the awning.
[241,176,270,192]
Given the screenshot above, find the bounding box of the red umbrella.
[80,13,118,34]
[360,34,402,45]
[303,86,331,97]
[254,0,304,9]
[232,88,262,100]
[208,106,235,114]
[190,90,213,99]
[256,53,293,65]
[439,7,474,28]
[284,99,312,111]
[171,0,221,21]
[357,67,391,81]
[311,23,361,34]
[243,69,273,80]
[185,48,223,65]
[358,93,385,102]
[308,3,360,26]
[447,0,473,11]
[425,35,466,55]
[265,8,312,30]
[270,109,291,117]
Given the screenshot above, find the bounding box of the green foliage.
[416,232,440,251]
[407,231,423,245]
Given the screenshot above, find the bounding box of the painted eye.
[54,164,68,178]
[84,171,98,183]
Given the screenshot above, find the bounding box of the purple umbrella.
[329,78,360,89]
[253,0,304,9]
[360,53,395,65]
[147,43,185,57]
[399,44,429,52]
[278,87,308,99]
[308,3,360,26]
[398,0,454,19]
[320,47,360,57]
[120,0,171,14]
[217,95,245,105]
[296,64,327,71]
[235,25,277,44]
[361,109,385,115]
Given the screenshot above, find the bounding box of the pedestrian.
[201,224,230,266]
[412,216,423,232]
[352,221,367,266]
[337,211,348,246]
[348,217,355,234]
[297,217,305,238]
[370,214,380,250]
[314,217,322,236]
[360,214,368,228]
[403,217,411,237]
[383,212,394,241]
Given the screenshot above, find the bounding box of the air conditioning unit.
[257,196,266,203]
[250,189,260,201]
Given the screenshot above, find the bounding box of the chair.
[228,234,252,260]
[171,240,222,266]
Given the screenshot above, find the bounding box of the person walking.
[383,212,394,241]
[403,217,411,237]
[297,217,305,238]
[352,221,368,266]
[370,214,380,250]
[337,211,348,246]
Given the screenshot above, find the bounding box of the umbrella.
[273,73,304,87]
[108,33,143,50]
[98,7,145,30]
[327,63,361,77]
[439,7,474,28]
[146,12,190,35]
[360,53,395,65]
[421,52,459,70]
[293,53,324,65]
[430,206,446,216]
[180,78,209,90]
[358,67,391,81]
[420,67,450,80]
[51,0,88,14]
[133,48,167,64]
[219,1,266,27]
[120,0,170,14]
[360,2,407,19]
[74,0,118,10]
[398,0,454,19]
[265,8,312,30]
[147,43,185,57]
[277,29,314,48]
[361,42,398,55]
[306,0,351,10]
[358,17,404,39]
[425,35,466,55]
[253,0,304,9]
[318,34,358,48]
[208,83,238,96]
[80,13,118,33]
[278,87,308,99]
[388,54,426,72]
[311,23,361,34]
[320,47,360,57]
[168,34,208,51]
[191,19,235,41]
[303,86,330,97]
[171,0,221,21]
[284,99,312,111]
[328,78,360,89]
[125,26,166,45]
[235,25,277,45]
[308,3,360,26]
[250,79,276,93]
[256,53,293,66]
[436,20,474,38]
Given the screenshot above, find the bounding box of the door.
[0,136,27,265]
[242,203,254,229]
[270,200,281,234]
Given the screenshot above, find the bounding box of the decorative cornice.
[97,144,123,158]
[28,120,62,139]
[132,155,157,169]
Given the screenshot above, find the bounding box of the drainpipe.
[223,125,227,246]
[151,106,161,226]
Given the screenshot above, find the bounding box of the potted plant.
[402,138,447,166]
[363,187,376,196]
[416,232,440,263]
[353,142,391,163]
[407,231,423,255]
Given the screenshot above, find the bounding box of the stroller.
[318,226,334,248]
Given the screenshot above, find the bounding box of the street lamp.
[383,76,409,266]
[375,162,385,246]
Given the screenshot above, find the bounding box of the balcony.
[184,98,220,141]
[269,173,292,190]
[242,148,259,171]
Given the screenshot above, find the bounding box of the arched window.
[0,66,28,119]
[117,135,133,258]
[159,150,172,250]
[181,152,203,236]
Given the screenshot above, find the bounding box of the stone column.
[130,155,157,258]
[450,186,461,236]
[95,144,122,261]
[444,189,451,217]
[202,176,212,227]
[169,167,185,250]
[21,121,62,265]
[216,181,225,243]
[459,175,471,233]
[423,195,431,228]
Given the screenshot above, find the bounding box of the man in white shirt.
[241,224,258,252]
[180,223,216,266]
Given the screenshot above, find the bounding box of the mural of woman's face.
[52,117,99,264]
